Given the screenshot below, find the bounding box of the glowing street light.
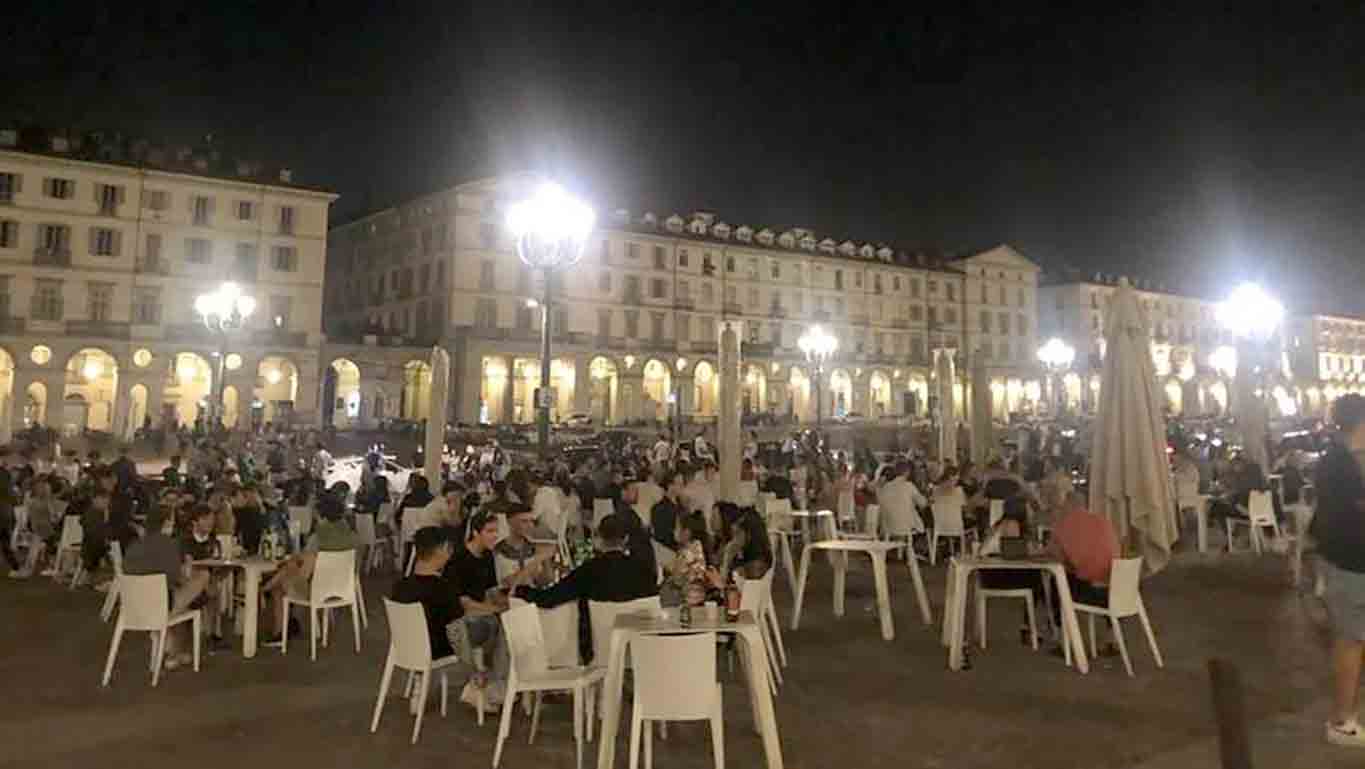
[195,281,256,429]
[507,182,595,457]
[1036,337,1075,415]
[1216,282,1283,341]
[798,325,838,427]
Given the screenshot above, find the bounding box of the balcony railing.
[723,302,743,315]
[33,247,71,267]
[67,320,131,340]
[674,298,695,311]
[891,319,910,329]
[623,293,642,306]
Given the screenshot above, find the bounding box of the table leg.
[1197,500,1208,554]
[740,626,785,769]
[870,553,894,641]
[906,549,933,626]
[1051,566,1089,674]
[595,629,630,769]
[780,535,797,599]
[941,560,956,648]
[243,568,262,659]
[948,564,970,671]
[790,547,813,631]
[832,551,847,618]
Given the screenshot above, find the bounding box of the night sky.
[6,3,1365,313]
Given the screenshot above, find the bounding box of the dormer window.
[688,219,708,235]
[713,222,731,240]
[838,241,856,256]
[859,244,874,259]
[665,215,684,233]
[756,228,774,246]
[877,246,893,261]
[778,233,796,249]
[735,225,753,243]
[818,238,836,254]
[800,236,817,252]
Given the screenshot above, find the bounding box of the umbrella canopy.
[1233,352,1270,471]
[1089,278,1179,574]
[935,348,958,463]
[424,346,451,483]
[971,351,994,464]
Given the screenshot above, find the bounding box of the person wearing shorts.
[1310,393,1365,748]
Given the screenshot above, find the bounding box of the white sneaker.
[1326,719,1365,747]
[460,681,499,714]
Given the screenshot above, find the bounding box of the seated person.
[494,505,554,587]
[762,467,795,503]
[124,507,212,670]
[262,494,359,644]
[664,512,712,606]
[713,502,773,581]
[445,512,510,710]
[650,473,686,551]
[76,488,113,587]
[515,513,659,608]
[1049,490,1119,608]
[391,526,461,659]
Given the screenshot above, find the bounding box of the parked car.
[324,455,415,498]
[561,412,593,427]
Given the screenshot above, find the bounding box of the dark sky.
[7,2,1365,313]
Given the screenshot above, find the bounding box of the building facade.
[0,133,336,436]
[324,175,1045,429]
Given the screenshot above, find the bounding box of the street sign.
[535,387,555,409]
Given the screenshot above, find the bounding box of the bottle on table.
[724,573,741,622]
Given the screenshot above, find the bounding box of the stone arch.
[256,355,300,424]
[742,364,767,416]
[167,352,213,428]
[868,369,892,417]
[401,360,432,421]
[587,356,619,425]
[642,358,671,422]
[828,368,853,417]
[63,347,118,432]
[328,358,362,428]
[692,360,718,418]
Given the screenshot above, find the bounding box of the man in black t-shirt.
[441,512,507,713]
[391,527,461,658]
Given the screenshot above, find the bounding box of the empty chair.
[101,574,201,687]
[629,633,724,769]
[372,598,478,744]
[930,497,974,565]
[1227,490,1284,554]
[974,572,1039,651]
[1074,557,1164,677]
[100,541,126,622]
[493,604,605,769]
[282,550,362,660]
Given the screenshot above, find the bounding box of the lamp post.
[506,183,595,458]
[798,325,838,428]
[193,282,256,429]
[1036,336,1076,416]
[1217,282,1283,461]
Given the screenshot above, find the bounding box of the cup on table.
[703,601,720,621]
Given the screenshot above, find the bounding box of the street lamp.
[194,281,256,429]
[1036,336,1075,416]
[1217,281,1283,449]
[506,182,595,458]
[798,325,838,428]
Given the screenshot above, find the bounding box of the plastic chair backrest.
[989,499,1005,527]
[758,492,777,517]
[109,540,123,575]
[501,603,551,677]
[933,497,966,536]
[354,514,377,546]
[59,515,83,548]
[632,632,717,720]
[862,504,881,537]
[837,490,855,518]
[118,574,170,630]
[1106,557,1144,615]
[588,596,662,666]
[592,499,614,528]
[310,550,357,604]
[382,598,434,668]
[1248,490,1275,525]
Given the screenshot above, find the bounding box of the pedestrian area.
[0,553,1356,769]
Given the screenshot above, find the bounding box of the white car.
[561,412,593,427]
[324,455,415,500]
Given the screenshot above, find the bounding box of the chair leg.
[585,684,595,742]
[710,686,725,769]
[410,670,431,744]
[403,670,415,699]
[151,628,168,687]
[1110,616,1134,677]
[1024,597,1038,651]
[371,659,395,733]
[573,686,584,769]
[101,626,124,686]
[1087,614,1098,659]
[765,600,788,668]
[1137,602,1164,668]
[529,692,543,744]
[440,672,448,717]
[644,718,653,769]
[191,614,201,672]
[310,608,319,661]
[975,590,987,649]
[281,598,291,655]
[493,682,517,767]
[351,602,362,653]
[930,533,938,565]
[1225,520,1235,552]
[629,712,643,769]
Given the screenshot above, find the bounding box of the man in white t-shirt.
[652,434,672,469]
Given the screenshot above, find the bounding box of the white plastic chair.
[1227,490,1284,554]
[841,504,881,541]
[100,541,125,622]
[588,597,662,672]
[10,504,29,554]
[974,573,1039,651]
[54,516,83,581]
[592,499,615,529]
[355,513,382,574]
[371,598,476,744]
[765,500,798,596]
[282,550,362,660]
[493,604,605,769]
[101,574,201,687]
[881,493,926,561]
[739,570,783,692]
[1074,557,1164,677]
[737,480,759,508]
[629,633,724,769]
[930,497,974,565]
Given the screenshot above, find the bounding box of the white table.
[595,609,782,769]
[941,556,1089,673]
[192,557,281,659]
[791,540,918,641]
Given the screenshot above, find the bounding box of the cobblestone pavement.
[1,550,1359,768]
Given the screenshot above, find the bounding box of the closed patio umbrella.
[424,346,450,484]
[1089,278,1179,574]
[935,348,957,463]
[971,350,993,464]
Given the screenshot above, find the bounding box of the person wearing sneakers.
[1311,393,1365,747]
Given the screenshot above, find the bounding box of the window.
[998,312,1010,334]
[893,276,901,292]
[235,243,258,277]
[436,260,446,288]
[834,270,843,290]
[143,189,168,211]
[1017,314,1028,336]
[191,195,212,226]
[650,278,666,299]
[236,200,255,221]
[96,183,122,214]
[625,276,641,301]
[677,313,690,340]
[944,307,957,324]
[597,309,611,338]
[271,245,297,272]
[909,279,920,298]
[87,282,113,321]
[599,271,611,293]
[1017,288,1026,307]
[928,280,937,294]
[725,285,736,304]
[269,295,292,329]
[748,323,760,344]
[700,315,715,341]
[552,308,567,335]
[677,280,690,301]
[725,255,735,273]
[998,286,1007,305]
[910,305,922,321]
[854,272,862,288]
[873,274,883,293]
[653,246,666,270]
[278,205,295,235]
[480,221,497,249]
[678,249,689,267]
[770,322,782,345]
[44,178,74,200]
[32,279,63,321]
[89,227,119,257]
[0,173,18,203]
[771,261,780,280]
[181,238,211,265]
[475,298,498,328]
[701,282,714,304]
[747,287,760,308]
[997,341,1009,360]
[651,312,665,341]
[945,283,956,301]
[0,220,15,248]
[980,310,991,332]
[626,242,640,260]
[746,258,757,279]
[624,310,639,337]
[142,234,163,271]
[981,283,989,304]
[927,306,937,325]
[132,287,161,325]
[515,303,533,330]
[480,260,495,290]
[38,224,70,254]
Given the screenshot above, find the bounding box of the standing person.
[1311,394,1365,747]
[652,434,672,475]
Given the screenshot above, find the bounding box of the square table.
[790,540,926,641]
[595,609,782,769]
[191,557,281,658]
[940,556,1089,673]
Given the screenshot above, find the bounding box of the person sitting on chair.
[262,494,358,645]
[1049,490,1119,608]
[124,506,212,671]
[514,513,658,608]
[391,526,460,659]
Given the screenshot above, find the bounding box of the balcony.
[623,293,642,306]
[136,257,170,275]
[674,298,695,311]
[723,302,743,315]
[0,317,25,335]
[33,247,71,268]
[891,319,909,329]
[67,320,131,340]
[692,340,718,354]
